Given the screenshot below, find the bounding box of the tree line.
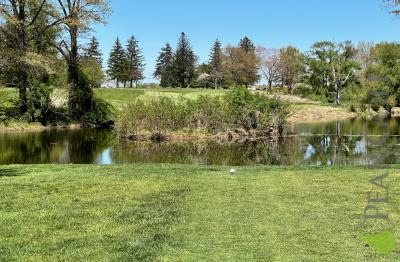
[107,36,145,88]
[152,34,260,89]
[1,0,400,124]
[0,0,111,124]
[146,35,400,108]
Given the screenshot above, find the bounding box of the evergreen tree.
[83,37,103,65]
[209,39,224,88]
[239,36,256,53]
[173,32,197,88]
[81,36,104,88]
[125,36,145,88]
[154,43,175,87]
[107,38,127,88]
[237,36,259,87]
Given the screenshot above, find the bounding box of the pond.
[0,118,400,166]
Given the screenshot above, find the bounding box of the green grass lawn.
[94,88,227,109]
[1,87,227,111]
[1,164,399,261]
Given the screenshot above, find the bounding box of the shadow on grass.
[113,187,189,261]
[0,167,27,177]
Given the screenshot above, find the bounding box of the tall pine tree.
[81,36,104,88]
[154,43,175,87]
[107,38,127,88]
[239,36,256,53]
[209,39,224,88]
[125,36,145,88]
[83,37,103,65]
[173,32,197,88]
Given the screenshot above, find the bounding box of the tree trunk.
[67,25,80,89]
[214,78,218,89]
[67,25,94,119]
[268,80,273,89]
[130,80,133,88]
[16,2,29,113]
[335,85,341,105]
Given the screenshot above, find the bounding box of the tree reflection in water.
[0,118,400,166]
[0,129,114,164]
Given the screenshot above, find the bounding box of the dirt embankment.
[287,105,357,124]
[261,93,357,123]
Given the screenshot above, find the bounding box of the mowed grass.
[1,164,399,261]
[1,87,227,111]
[94,88,227,110]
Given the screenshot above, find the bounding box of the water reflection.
[0,129,114,164]
[0,118,400,166]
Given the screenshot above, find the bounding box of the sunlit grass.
[94,88,227,110]
[0,164,399,261]
[0,87,18,107]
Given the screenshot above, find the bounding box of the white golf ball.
[230,168,236,175]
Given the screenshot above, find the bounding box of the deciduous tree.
[52,0,111,119]
[279,46,304,92]
[384,0,400,14]
[223,46,260,87]
[307,41,360,105]
[257,47,281,89]
[356,41,374,69]
[0,0,55,112]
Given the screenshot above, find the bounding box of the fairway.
[0,164,399,261]
[94,88,227,109]
[1,88,228,111]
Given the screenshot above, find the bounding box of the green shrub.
[387,95,397,108]
[25,81,52,123]
[81,97,114,128]
[293,83,313,97]
[225,87,283,131]
[360,82,391,111]
[80,59,105,88]
[293,83,329,103]
[342,83,367,112]
[0,90,19,121]
[115,87,289,138]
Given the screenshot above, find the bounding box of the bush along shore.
[115,88,290,142]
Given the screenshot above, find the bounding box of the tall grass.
[115,88,289,140]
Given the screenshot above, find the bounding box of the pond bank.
[287,104,358,124]
[0,121,85,132]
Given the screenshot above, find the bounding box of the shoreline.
[287,104,358,124]
[0,104,359,133]
[0,122,84,132]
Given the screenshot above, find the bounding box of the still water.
[1,118,400,166]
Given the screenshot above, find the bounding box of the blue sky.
[93,0,400,82]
